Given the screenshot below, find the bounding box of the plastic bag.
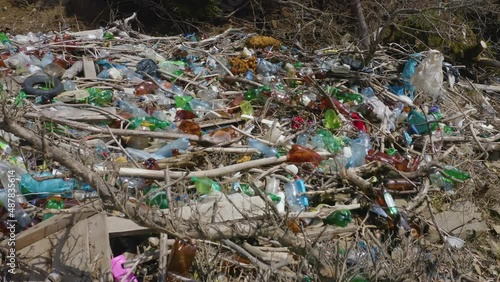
[410,50,444,100]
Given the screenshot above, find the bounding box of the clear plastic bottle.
[346,132,371,168]
[284,179,308,212]
[248,139,279,158]
[154,138,190,158]
[0,189,32,227]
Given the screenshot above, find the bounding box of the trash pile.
[0,19,499,281]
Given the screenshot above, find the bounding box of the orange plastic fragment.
[287,144,323,166]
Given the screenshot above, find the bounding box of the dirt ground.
[0,0,83,34]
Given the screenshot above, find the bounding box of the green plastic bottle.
[0,32,16,53]
[442,166,470,180]
[244,85,271,101]
[327,87,364,103]
[192,177,222,195]
[85,88,113,106]
[324,109,341,129]
[43,197,65,220]
[145,187,168,209]
[175,95,194,110]
[324,209,352,227]
[128,116,170,131]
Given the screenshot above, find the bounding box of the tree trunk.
[351,0,370,50]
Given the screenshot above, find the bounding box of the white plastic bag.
[411,49,444,100]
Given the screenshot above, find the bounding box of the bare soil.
[0,0,83,34]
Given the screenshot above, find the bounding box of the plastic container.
[111,254,138,282]
[248,139,278,158]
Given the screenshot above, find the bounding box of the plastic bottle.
[406,109,442,135]
[43,196,65,220]
[167,238,197,276]
[128,116,171,131]
[244,85,271,100]
[95,140,110,159]
[248,139,279,158]
[387,103,405,132]
[158,60,186,75]
[442,166,470,180]
[376,187,399,218]
[175,95,194,110]
[230,182,255,196]
[145,187,168,209]
[324,209,352,227]
[275,191,286,214]
[20,172,85,198]
[197,88,218,100]
[346,132,371,168]
[40,52,54,68]
[117,100,149,118]
[312,129,347,153]
[366,149,421,172]
[361,87,375,98]
[178,120,202,136]
[0,32,17,53]
[284,179,308,212]
[295,134,309,146]
[265,176,280,194]
[256,58,281,76]
[324,109,341,129]
[155,137,190,158]
[327,87,364,103]
[0,189,32,227]
[191,177,222,195]
[287,144,323,166]
[429,172,454,192]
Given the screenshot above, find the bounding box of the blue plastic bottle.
[20,172,85,198]
[155,137,190,158]
[284,179,308,212]
[248,139,279,158]
[346,132,371,168]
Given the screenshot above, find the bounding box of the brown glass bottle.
[167,238,197,277]
[366,149,422,172]
[384,178,414,191]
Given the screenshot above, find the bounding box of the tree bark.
[351,0,370,50]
